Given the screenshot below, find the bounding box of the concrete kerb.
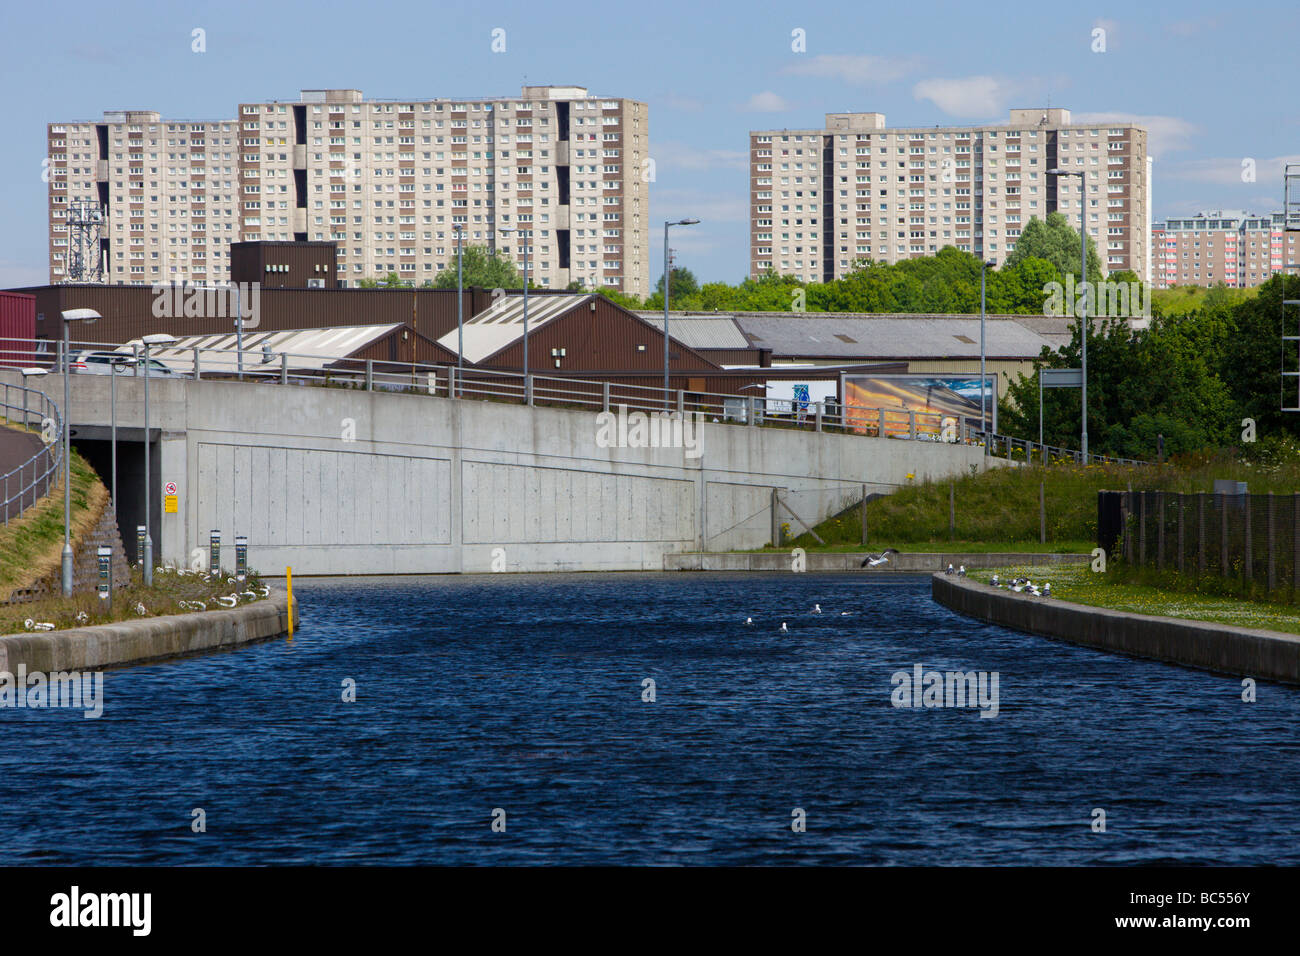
[932,572,1300,685]
[0,589,298,673]
[665,552,1090,572]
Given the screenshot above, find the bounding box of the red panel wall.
[0,291,36,367]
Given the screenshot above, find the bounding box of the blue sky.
[2,0,1297,287]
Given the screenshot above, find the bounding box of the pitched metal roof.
[728,314,1056,359]
[638,315,750,349]
[122,324,405,372]
[436,293,591,363]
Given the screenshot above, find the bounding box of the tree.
[356,271,410,289]
[430,245,524,290]
[1005,212,1104,283]
[655,265,700,304]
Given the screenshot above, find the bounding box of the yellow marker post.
[286,566,294,638]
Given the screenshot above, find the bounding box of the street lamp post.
[140,333,177,586]
[1048,168,1088,462]
[979,258,996,453]
[18,367,47,433]
[454,223,464,395]
[497,226,531,398]
[662,218,700,407]
[59,309,99,596]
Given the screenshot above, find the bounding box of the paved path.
[0,426,50,523]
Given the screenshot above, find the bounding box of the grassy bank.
[968,563,1300,636]
[784,451,1300,553]
[0,446,99,599]
[0,567,269,635]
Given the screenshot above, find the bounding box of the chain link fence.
[1100,490,1300,600]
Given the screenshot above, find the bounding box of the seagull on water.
[860,548,900,568]
[812,604,822,614]
[745,617,753,626]
[780,622,789,634]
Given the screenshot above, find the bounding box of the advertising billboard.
[841,374,996,439]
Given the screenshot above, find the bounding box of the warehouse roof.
[122,324,409,372]
[436,292,590,363]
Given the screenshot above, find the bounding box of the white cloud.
[654,142,747,172]
[1073,112,1199,157]
[742,91,791,113]
[653,189,749,225]
[782,54,919,86]
[912,76,1014,118]
[1162,154,1300,186]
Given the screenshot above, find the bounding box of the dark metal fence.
[1101,490,1300,599]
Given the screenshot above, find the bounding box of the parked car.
[69,350,176,376]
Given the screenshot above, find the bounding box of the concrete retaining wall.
[6,368,1012,575]
[932,573,1300,685]
[0,590,297,673]
[666,552,1089,572]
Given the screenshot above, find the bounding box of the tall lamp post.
[1048,167,1089,462]
[979,257,996,453]
[662,218,700,407]
[453,223,465,394]
[497,226,531,395]
[59,308,99,596]
[140,332,177,586]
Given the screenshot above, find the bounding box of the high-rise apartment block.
[47,86,649,294]
[1151,210,1298,288]
[749,108,1150,283]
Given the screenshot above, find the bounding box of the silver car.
[69,350,176,376]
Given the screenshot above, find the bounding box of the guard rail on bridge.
[0,379,62,525]
[1,336,1145,469]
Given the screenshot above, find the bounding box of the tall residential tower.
[47,86,649,295]
[750,108,1150,283]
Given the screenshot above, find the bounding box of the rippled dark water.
[1,572,1296,865]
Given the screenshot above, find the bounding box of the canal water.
[2,573,1297,865]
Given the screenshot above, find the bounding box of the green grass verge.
[783,452,1300,553]
[1,567,269,635]
[968,563,1300,636]
[0,445,98,594]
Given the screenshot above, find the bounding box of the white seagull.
[945,563,955,575]
[991,574,1000,587]
[24,618,54,632]
[812,604,822,614]
[745,617,753,626]
[134,602,147,616]
[861,548,900,568]
[780,622,789,634]
[957,565,967,577]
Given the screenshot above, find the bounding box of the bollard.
[97,545,112,610]
[210,529,221,576]
[137,525,146,568]
[236,534,248,582]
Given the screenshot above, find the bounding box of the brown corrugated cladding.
[0,291,37,367]
[478,296,722,376]
[230,241,340,288]
[10,284,519,345]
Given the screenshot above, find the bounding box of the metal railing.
[0,379,63,526]
[1,335,1144,468]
